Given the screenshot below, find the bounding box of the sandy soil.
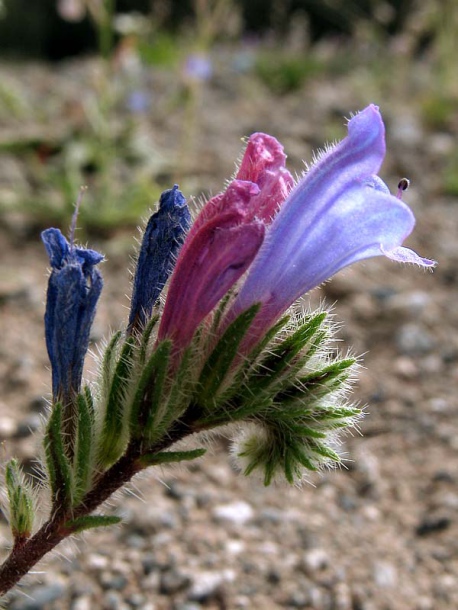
[0,56,457,609]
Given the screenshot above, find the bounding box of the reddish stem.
[0,418,193,596]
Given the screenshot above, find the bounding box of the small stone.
[302,548,329,573]
[15,413,41,438]
[416,516,451,536]
[103,591,129,610]
[87,553,109,570]
[159,568,191,594]
[100,571,128,591]
[212,501,254,525]
[373,561,398,588]
[11,582,66,609]
[0,415,18,438]
[396,323,435,355]
[188,570,235,602]
[71,597,92,610]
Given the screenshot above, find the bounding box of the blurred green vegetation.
[0,0,457,234]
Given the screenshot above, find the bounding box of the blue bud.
[128,185,191,333]
[42,228,104,404]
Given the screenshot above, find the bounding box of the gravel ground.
[0,55,457,609]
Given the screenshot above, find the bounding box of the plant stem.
[0,419,194,596]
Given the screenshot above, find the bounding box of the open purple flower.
[228,105,435,348]
[42,228,103,405]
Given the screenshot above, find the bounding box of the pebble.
[188,569,235,602]
[416,515,451,536]
[373,561,398,588]
[14,413,41,438]
[10,582,66,609]
[0,414,18,438]
[302,548,329,573]
[385,290,432,317]
[212,500,254,525]
[159,568,191,594]
[71,597,92,610]
[103,591,130,610]
[396,323,435,355]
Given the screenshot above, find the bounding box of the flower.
[42,228,103,405]
[158,133,294,351]
[227,104,435,349]
[128,185,191,334]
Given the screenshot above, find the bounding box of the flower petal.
[159,181,265,351]
[229,105,434,347]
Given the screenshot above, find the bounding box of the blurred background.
[0,1,457,609]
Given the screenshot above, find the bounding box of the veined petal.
[189,133,293,237]
[158,181,265,351]
[235,132,294,221]
[229,105,435,347]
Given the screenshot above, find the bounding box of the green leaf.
[197,304,260,408]
[217,315,291,407]
[158,344,200,432]
[138,448,206,467]
[44,402,74,510]
[129,340,171,440]
[65,515,122,534]
[73,392,95,505]
[5,459,34,541]
[101,331,123,394]
[249,312,327,391]
[98,337,137,467]
[139,314,160,364]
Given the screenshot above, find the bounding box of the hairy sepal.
[44,402,74,510]
[196,304,260,410]
[97,336,138,468]
[73,389,96,506]
[5,459,35,542]
[65,515,122,534]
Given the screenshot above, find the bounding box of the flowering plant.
[0,105,434,596]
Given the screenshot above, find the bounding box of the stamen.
[69,186,88,249]
[396,178,410,199]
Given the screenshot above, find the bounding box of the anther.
[396,178,410,199]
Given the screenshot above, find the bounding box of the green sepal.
[139,314,160,365]
[129,340,171,442]
[65,515,122,534]
[272,358,355,407]
[5,459,34,541]
[246,312,327,393]
[138,447,206,467]
[214,315,291,408]
[98,336,137,467]
[73,391,95,506]
[157,344,200,434]
[196,304,260,409]
[44,402,74,509]
[101,331,123,392]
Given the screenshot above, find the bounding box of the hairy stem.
[0,419,193,597]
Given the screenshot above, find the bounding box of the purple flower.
[158,181,265,352]
[128,185,191,334]
[42,228,103,405]
[183,53,213,82]
[157,134,293,352]
[228,105,435,348]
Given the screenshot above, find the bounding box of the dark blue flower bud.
[42,228,104,405]
[127,185,191,334]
